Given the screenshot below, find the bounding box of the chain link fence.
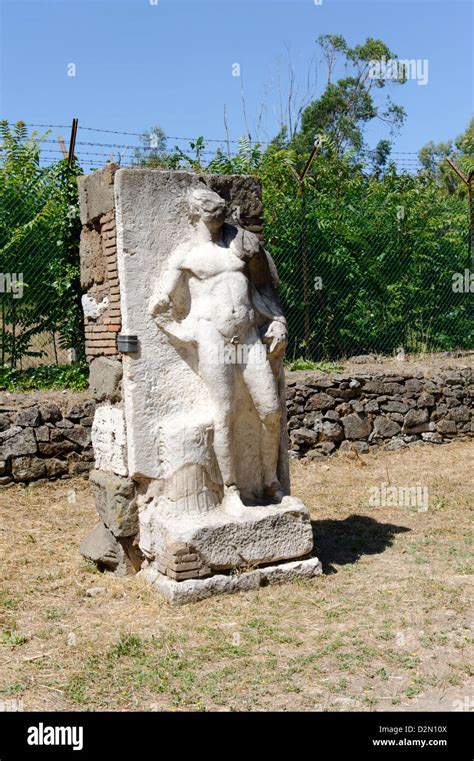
[0,161,81,369]
[1,137,472,369]
[265,185,473,362]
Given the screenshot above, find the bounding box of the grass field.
[1,441,472,712]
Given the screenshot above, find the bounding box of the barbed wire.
[6,122,425,157]
[17,122,271,145]
[4,121,423,173]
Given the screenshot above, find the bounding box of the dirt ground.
[288,350,474,382]
[0,441,472,712]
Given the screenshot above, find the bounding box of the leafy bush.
[0,363,88,391]
[0,121,84,367]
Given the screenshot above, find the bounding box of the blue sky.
[0,0,472,167]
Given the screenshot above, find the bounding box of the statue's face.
[191,189,226,228]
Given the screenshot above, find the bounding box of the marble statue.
[149,187,288,510]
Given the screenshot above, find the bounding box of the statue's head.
[189,187,226,229]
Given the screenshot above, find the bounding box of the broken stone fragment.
[88,357,123,403]
[89,468,138,537]
[80,522,141,575]
[80,522,122,571]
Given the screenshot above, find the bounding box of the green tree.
[0,120,84,367]
[419,118,474,196]
[132,124,181,169]
[291,35,406,165]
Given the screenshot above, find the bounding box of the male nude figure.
[149,186,288,507]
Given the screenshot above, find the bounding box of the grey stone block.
[45,459,68,478]
[380,401,409,414]
[404,408,428,428]
[77,163,119,225]
[0,428,37,459]
[0,415,11,431]
[448,405,470,423]
[436,419,457,435]
[384,437,407,451]
[421,432,443,443]
[38,440,78,457]
[305,393,336,411]
[63,425,92,448]
[319,420,344,442]
[88,357,123,403]
[35,425,50,442]
[89,469,138,537]
[14,406,41,427]
[142,556,323,605]
[38,402,62,423]
[11,456,46,481]
[341,413,372,440]
[290,427,318,445]
[371,415,401,439]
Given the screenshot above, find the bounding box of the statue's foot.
[222,485,245,515]
[263,481,285,504]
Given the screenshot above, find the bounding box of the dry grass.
[288,350,474,381]
[0,441,472,712]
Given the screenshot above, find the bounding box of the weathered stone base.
[140,495,314,578]
[141,555,323,605]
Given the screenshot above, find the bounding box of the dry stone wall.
[287,369,473,458]
[1,368,471,489]
[0,392,95,486]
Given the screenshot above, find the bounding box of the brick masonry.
[78,164,122,363]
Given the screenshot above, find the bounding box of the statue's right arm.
[149,246,187,318]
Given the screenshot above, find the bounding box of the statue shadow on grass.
[311,515,410,574]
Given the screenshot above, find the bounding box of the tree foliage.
[0,120,84,367]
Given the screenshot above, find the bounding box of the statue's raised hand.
[261,320,288,356]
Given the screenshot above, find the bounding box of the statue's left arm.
[245,234,288,357]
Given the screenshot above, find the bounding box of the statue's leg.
[241,332,282,499]
[197,320,237,489]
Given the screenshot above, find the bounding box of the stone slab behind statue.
[78,166,319,600]
[115,170,289,495]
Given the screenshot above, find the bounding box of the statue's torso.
[182,241,256,339]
